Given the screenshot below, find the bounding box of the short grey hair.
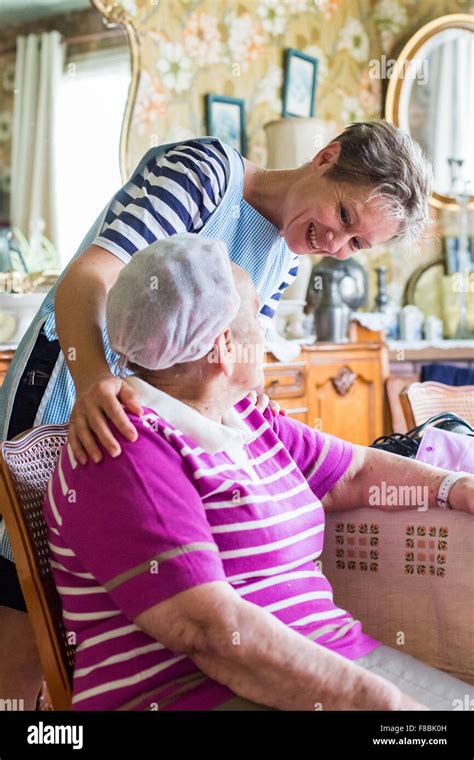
[322,120,434,253]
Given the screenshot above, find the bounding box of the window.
[54,46,131,267]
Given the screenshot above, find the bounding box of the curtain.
[10,30,64,270]
[429,30,474,194]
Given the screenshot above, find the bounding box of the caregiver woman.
[0,119,432,706]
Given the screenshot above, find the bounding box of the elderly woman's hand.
[68,372,143,465]
[247,390,287,416]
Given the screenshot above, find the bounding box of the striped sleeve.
[91,139,231,263]
[55,412,227,621]
[263,409,354,501]
[259,251,300,331]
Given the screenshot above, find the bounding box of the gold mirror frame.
[90,0,141,182]
[385,13,474,211]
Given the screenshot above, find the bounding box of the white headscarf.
[106,233,241,370]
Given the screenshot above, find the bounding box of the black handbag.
[370,412,474,458]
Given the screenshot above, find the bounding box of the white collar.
[124,375,254,455]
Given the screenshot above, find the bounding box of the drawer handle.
[269,374,303,386]
[332,366,357,396]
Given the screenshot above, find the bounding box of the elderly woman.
[43,234,474,711]
[0,120,431,706]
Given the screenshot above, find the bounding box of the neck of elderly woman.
[126,357,236,424]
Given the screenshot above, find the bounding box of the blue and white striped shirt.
[94,139,232,256]
[89,138,299,321]
[0,136,299,561]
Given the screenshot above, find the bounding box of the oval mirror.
[385,14,474,210]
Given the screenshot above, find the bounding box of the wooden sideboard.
[264,324,388,445]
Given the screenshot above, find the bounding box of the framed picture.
[282,48,318,118]
[206,94,247,156]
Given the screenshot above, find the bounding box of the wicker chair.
[2,415,473,708]
[400,381,474,429]
[0,424,75,710]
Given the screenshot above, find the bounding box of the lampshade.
[264,117,338,169]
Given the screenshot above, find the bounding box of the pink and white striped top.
[43,380,380,710]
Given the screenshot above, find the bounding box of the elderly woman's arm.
[135,580,425,711]
[322,445,474,514]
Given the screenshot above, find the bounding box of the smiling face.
[279,142,401,260]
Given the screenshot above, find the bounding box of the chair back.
[385,373,418,432]
[401,381,474,428]
[0,424,74,710]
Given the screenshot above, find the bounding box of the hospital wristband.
[436,471,469,510]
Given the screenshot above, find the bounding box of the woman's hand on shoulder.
[246,390,286,417]
[68,372,143,465]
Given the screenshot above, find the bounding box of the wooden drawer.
[264,363,305,399]
[281,400,308,424]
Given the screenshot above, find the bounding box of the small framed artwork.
[282,48,318,118]
[206,94,247,156]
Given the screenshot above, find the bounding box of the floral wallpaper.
[121,0,471,174]
[114,0,472,310]
[1,0,473,310]
[125,0,385,172]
